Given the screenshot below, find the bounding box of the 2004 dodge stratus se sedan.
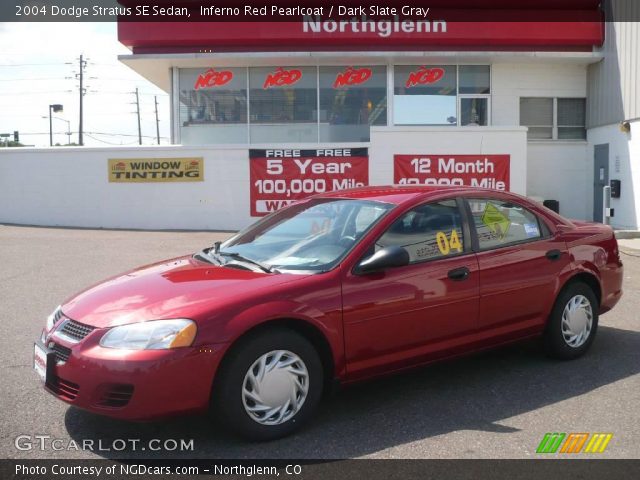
[35,186,623,440]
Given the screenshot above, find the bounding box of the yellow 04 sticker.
[436,230,463,256]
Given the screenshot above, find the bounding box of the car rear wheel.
[213,328,323,440]
[544,281,599,360]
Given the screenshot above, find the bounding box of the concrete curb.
[615,230,640,239]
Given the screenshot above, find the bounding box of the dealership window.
[557,98,587,140]
[460,98,489,126]
[394,65,490,126]
[178,67,248,144]
[459,65,490,94]
[394,65,457,125]
[520,97,586,140]
[249,66,318,143]
[319,66,387,142]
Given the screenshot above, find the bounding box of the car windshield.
[219,198,394,272]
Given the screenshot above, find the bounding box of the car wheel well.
[561,272,602,307]
[214,319,336,396]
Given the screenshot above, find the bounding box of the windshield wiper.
[194,248,223,265]
[194,251,213,264]
[219,251,274,273]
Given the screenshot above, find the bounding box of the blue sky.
[0,22,170,147]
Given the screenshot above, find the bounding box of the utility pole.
[76,55,88,146]
[135,88,142,145]
[154,96,160,145]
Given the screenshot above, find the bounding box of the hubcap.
[561,294,593,348]
[242,350,309,425]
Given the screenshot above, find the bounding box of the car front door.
[341,198,480,380]
[464,197,571,343]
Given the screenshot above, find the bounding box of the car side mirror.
[356,246,410,275]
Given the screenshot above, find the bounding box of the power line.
[85,131,169,139]
[15,131,169,139]
[14,132,70,136]
[0,89,167,96]
[87,90,168,96]
[0,77,67,82]
[84,133,139,145]
[0,63,68,67]
[0,91,73,95]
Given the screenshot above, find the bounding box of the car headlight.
[46,305,62,331]
[99,319,197,350]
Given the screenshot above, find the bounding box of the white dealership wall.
[369,126,527,194]
[0,127,527,231]
[588,120,640,230]
[0,60,598,231]
[492,62,591,220]
[0,146,250,231]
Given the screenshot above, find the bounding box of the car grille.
[46,375,80,401]
[52,308,64,326]
[59,319,95,341]
[96,384,134,408]
[50,343,71,363]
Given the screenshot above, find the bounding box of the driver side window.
[377,199,465,263]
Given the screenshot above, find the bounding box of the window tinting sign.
[108,158,204,183]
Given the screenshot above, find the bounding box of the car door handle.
[546,249,563,261]
[448,267,470,281]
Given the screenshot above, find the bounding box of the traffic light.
[13,131,19,143]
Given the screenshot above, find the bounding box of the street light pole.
[44,116,71,145]
[65,120,71,145]
[48,104,63,147]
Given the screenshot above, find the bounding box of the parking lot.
[1,225,639,459]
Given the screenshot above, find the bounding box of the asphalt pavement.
[1,225,639,459]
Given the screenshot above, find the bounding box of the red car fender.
[213,298,346,379]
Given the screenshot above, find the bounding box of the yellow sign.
[436,230,463,256]
[481,203,510,239]
[108,158,204,183]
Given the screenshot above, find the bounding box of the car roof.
[316,185,507,206]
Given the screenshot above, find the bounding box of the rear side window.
[377,199,465,263]
[467,198,543,250]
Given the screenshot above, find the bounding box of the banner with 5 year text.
[249,148,369,216]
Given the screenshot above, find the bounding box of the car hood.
[61,256,302,328]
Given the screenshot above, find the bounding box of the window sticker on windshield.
[524,223,540,238]
[481,203,510,240]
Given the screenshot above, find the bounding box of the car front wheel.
[213,328,323,440]
[544,281,599,360]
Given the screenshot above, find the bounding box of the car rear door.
[341,197,480,380]
[464,196,570,343]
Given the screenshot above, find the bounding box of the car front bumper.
[37,327,228,421]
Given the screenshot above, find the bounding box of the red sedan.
[34,186,623,440]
